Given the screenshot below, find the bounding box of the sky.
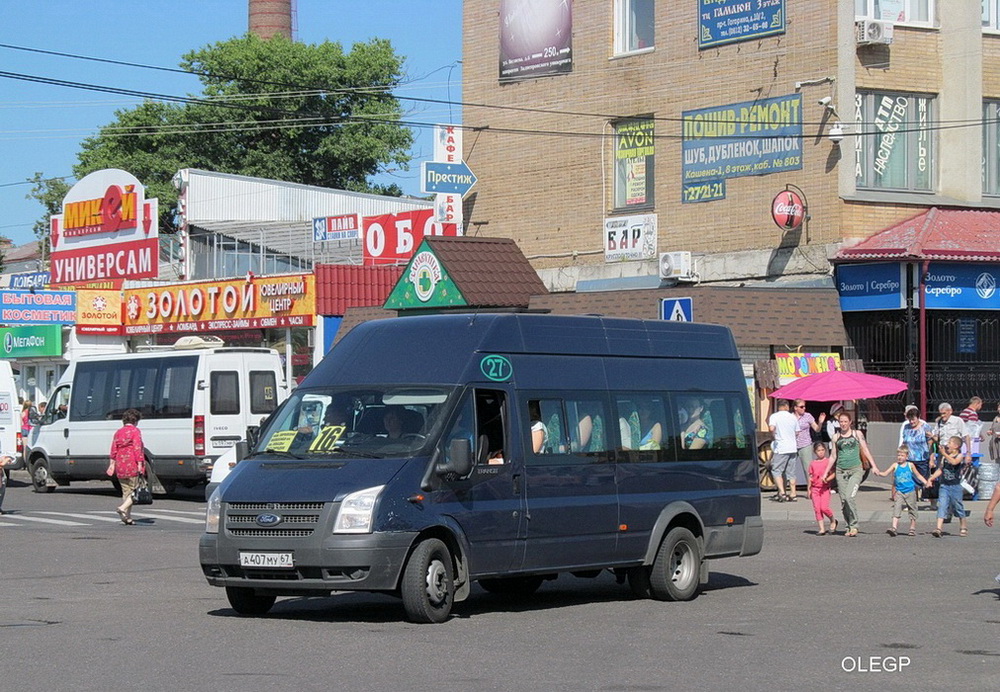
[0,0,463,247]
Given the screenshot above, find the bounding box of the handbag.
[131,476,153,505]
[960,464,978,496]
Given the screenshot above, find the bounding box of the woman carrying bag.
[107,408,146,526]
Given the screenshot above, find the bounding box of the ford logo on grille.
[255,513,282,527]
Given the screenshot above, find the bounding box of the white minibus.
[27,338,288,494]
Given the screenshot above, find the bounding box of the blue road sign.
[660,297,693,322]
[421,161,478,195]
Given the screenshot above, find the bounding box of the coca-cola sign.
[771,190,805,230]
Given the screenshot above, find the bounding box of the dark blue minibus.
[199,314,763,623]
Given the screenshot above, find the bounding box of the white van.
[26,337,288,494]
[0,361,23,469]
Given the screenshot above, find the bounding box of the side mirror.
[245,425,261,449]
[437,437,473,477]
[235,440,249,462]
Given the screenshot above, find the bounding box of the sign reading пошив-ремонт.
[681,94,802,203]
[698,0,785,50]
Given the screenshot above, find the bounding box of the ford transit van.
[200,314,763,622]
[27,338,288,493]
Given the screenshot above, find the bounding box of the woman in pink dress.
[106,408,145,525]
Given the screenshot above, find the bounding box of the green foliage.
[30,34,413,233]
[26,173,71,256]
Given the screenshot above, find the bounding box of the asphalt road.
[2,471,1000,691]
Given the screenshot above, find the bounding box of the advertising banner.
[433,124,465,231]
[48,169,159,285]
[75,290,123,335]
[836,263,905,312]
[4,272,50,290]
[698,0,785,50]
[123,275,316,334]
[0,325,63,358]
[774,352,842,386]
[0,290,76,325]
[499,0,572,81]
[681,94,802,203]
[604,214,657,262]
[362,209,458,265]
[312,214,360,242]
[924,263,1000,310]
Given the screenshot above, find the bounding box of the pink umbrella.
[769,370,907,402]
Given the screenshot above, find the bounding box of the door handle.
[64,428,69,438]
[512,473,521,494]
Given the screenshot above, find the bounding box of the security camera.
[818,96,833,107]
[828,121,845,144]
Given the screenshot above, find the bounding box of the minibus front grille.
[229,528,314,538]
[227,502,324,511]
[227,514,319,524]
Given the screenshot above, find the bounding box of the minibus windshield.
[254,386,455,459]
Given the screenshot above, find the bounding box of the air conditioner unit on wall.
[856,19,894,46]
[658,251,695,282]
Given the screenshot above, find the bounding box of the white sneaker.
[995,573,1000,584]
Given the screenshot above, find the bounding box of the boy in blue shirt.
[876,443,930,537]
[927,436,970,538]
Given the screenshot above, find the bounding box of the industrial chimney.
[248,0,294,40]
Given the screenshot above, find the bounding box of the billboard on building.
[123,274,315,334]
[499,0,572,81]
[48,169,159,285]
[75,289,123,335]
[0,290,76,325]
[0,325,63,358]
[604,214,657,262]
[698,0,786,50]
[362,209,458,266]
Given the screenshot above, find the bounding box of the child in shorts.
[808,441,836,535]
[875,443,930,537]
[927,436,970,538]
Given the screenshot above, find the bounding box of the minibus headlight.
[205,487,222,534]
[333,485,384,534]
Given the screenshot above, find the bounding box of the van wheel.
[401,538,454,623]
[648,527,702,601]
[478,576,543,598]
[30,458,54,493]
[758,443,776,490]
[225,587,276,616]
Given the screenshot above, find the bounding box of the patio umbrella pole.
[919,260,928,416]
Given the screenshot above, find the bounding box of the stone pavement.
[760,474,997,531]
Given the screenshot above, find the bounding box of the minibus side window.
[442,390,507,468]
[157,359,198,418]
[527,398,568,456]
[210,372,240,415]
[675,393,751,461]
[614,393,671,462]
[249,371,278,414]
[566,397,612,459]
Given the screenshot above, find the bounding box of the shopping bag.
[131,476,153,505]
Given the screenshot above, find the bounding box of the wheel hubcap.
[425,558,448,604]
[670,543,694,585]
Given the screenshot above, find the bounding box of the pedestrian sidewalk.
[760,475,994,527]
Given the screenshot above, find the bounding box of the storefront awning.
[836,207,1000,262]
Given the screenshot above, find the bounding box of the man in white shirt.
[768,399,800,501]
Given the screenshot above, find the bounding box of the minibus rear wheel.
[401,538,455,623]
[225,586,276,616]
[649,527,702,601]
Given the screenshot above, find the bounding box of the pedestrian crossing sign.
[660,297,693,322]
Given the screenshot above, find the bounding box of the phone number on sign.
[682,180,725,203]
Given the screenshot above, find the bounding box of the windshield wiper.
[252,450,306,460]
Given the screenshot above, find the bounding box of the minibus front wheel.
[225,586,276,616]
[29,457,54,493]
[401,538,455,623]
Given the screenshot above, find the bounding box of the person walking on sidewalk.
[823,410,879,537]
[106,408,145,526]
[876,443,931,537]
[927,435,970,538]
[768,399,800,502]
[899,405,934,504]
[794,399,826,496]
[808,441,836,535]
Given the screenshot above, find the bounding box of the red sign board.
[771,190,806,231]
[362,209,458,265]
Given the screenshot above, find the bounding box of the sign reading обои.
[123,275,315,334]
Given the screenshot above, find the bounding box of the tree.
[27,173,70,258]
[30,34,413,233]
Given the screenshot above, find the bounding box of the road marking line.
[37,512,122,523]
[1,514,88,526]
[138,508,206,517]
[129,512,204,524]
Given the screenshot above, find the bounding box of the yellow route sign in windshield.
[265,430,299,452]
[308,425,346,453]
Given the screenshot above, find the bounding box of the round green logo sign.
[480,354,512,382]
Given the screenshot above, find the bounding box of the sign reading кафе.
[123,275,315,334]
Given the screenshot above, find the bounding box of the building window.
[614,0,654,55]
[855,0,932,24]
[855,91,934,193]
[614,118,655,210]
[986,1,1000,30]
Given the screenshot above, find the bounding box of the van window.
[528,398,567,455]
[210,372,240,415]
[442,389,507,466]
[249,371,278,414]
[526,395,611,462]
[72,356,199,421]
[157,359,198,418]
[675,393,751,462]
[614,394,672,462]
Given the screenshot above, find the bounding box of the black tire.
[225,587,276,616]
[29,457,54,493]
[648,527,703,602]
[478,575,544,598]
[401,538,455,623]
